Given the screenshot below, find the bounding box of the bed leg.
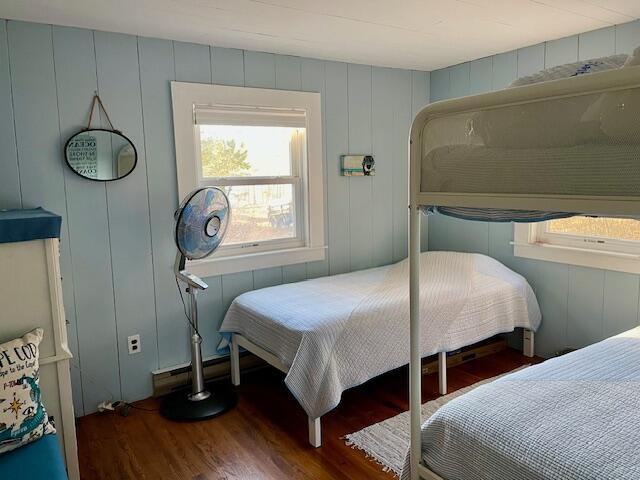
[523,329,535,358]
[438,351,447,395]
[230,334,240,386]
[308,416,322,448]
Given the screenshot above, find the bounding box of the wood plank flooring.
[77,348,540,479]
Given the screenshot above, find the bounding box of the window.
[172,82,325,276]
[514,217,640,274]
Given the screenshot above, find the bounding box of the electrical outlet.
[127,334,141,355]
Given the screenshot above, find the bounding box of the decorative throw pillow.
[0,328,55,455]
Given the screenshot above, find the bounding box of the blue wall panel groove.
[139,37,185,369]
[0,20,20,209]
[94,31,158,404]
[211,47,244,86]
[301,58,330,279]
[325,61,350,275]
[371,67,395,267]
[52,25,116,416]
[391,69,412,262]
[7,21,85,414]
[347,63,373,271]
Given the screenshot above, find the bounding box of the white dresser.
[0,209,79,480]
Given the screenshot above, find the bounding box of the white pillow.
[0,328,56,456]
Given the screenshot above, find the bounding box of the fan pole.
[187,286,208,400]
[160,254,237,422]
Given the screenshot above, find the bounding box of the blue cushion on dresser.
[0,207,62,244]
[0,434,67,479]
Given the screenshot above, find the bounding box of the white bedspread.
[401,326,640,480]
[220,252,541,419]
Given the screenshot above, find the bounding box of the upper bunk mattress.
[402,326,640,480]
[422,141,640,198]
[414,53,640,216]
[220,251,541,419]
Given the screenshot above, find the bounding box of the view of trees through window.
[547,217,640,241]
[201,139,250,178]
[199,125,302,246]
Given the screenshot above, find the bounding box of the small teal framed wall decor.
[340,155,375,176]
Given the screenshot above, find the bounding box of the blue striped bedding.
[402,326,640,480]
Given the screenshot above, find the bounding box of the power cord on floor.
[71,279,202,416]
[124,402,158,413]
[97,400,158,417]
[72,364,158,416]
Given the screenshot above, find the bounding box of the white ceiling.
[2,0,640,70]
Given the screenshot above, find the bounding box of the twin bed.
[223,251,540,447]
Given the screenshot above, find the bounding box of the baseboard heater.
[153,336,508,396]
[152,352,266,397]
[422,337,507,375]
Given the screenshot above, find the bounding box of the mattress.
[220,251,541,419]
[421,142,640,199]
[402,326,640,480]
[418,55,640,207]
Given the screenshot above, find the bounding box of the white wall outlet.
[127,334,141,355]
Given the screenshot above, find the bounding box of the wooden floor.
[77,348,540,480]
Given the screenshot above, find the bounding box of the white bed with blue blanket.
[406,51,640,479]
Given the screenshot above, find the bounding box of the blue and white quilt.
[402,327,640,480]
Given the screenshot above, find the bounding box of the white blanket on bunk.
[220,252,541,419]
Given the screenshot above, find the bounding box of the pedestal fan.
[160,187,237,421]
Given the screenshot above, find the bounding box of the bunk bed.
[406,62,640,480]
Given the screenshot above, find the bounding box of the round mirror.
[64,128,137,181]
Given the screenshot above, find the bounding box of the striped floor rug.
[344,368,526,477]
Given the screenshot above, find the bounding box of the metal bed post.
[523,329,535,357]
[438,351,447,394]
[409,203,422,480]
[230,333,241,386]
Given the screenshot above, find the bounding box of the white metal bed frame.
[230,328,534,448]
[408,66,640,480]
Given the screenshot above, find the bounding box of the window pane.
[199,125,305,178]
[547,217,640,241]
[221,184,297,245]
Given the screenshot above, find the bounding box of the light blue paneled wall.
[0,19,429,415]
[428,21,640,358]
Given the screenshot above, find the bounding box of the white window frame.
[514,220,640,274]
[171,82,325,277]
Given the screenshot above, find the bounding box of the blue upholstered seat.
[0,434,68,479]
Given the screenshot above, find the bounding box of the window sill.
[513,241,640,274]
[186,245,327,277]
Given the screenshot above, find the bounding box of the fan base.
[160,383,237,422]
